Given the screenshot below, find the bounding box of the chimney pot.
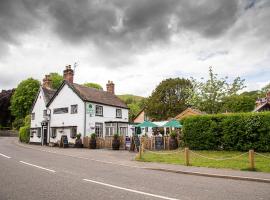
[63,65,74,84]
[42,74,52,89]
[106,80,115,95]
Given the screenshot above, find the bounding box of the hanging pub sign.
[86,103,94,116]
[155,136,164,150]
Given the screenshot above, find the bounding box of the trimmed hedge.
[182,112,270,152]
[19,126,30,143]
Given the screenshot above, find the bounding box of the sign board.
[155,136,164,150]
[133,134,140,151]
[125,136,131,150]
[61,135,68,148]
[86,103,94,115]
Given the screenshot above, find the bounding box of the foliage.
[113,133,119,139]
[19,115,30,143]
[220,95,255,113]
[187,67,245,114]
[139,150,270,172]
[261,82,270,93]
[50,73,63,89]
[12,118,24,130]
[145,78,192,120]
[182,112,270,152]
[0,89,14,127]
[240,90,263,101]
[83,82,103,90]
[118,94,145,121]
[76,133,81,140]
[90,133,96,140]
[10,78,40,120]
[170,131,177,138]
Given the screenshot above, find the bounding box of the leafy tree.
[83,82,103,90]
[240,90,263,101]
[187,67,246,114]
[145,78,192,120]
[10,78,40,120]
[221,95,255,113]
[50,73,63,89]
[0,89,14,127]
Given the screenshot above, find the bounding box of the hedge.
[181,112,270,152]
[19,126,30,143]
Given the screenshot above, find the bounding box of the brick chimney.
[106,80,115,95]
[42,74,52,89]
[63,65,74,84]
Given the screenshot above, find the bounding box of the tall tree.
[83,82,103,90]
[145,78,192,120]
[50,73,63,89]
[10,78,40,120]
[0,89,15,127]
[187,67,245,114]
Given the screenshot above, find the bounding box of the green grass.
[138,150,270,173]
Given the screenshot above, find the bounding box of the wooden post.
[185,147,189,166]
[249,149,255,170]
[139,142,143,159]
[163,136,166,150]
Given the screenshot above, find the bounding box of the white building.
[30,66,129,145]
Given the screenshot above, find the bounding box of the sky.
[0,0,270,97]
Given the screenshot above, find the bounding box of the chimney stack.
[63,65,74,84]
[106,80,115,95]
[42,74,52,89]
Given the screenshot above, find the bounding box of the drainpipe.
[84,102,86,137]
[48,108,51,144]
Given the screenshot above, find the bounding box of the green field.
[138,150,270,172]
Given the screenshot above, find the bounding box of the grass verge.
[137,150,270,173]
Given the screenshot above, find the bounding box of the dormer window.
[116,109,122,118]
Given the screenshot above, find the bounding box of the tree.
[187,67,246,114]
[221,95,255,113]
[10,78,40,120]
[50,73,63,89]
[83,82,103,90]
[145,78,192,120]
[0,89,15,127]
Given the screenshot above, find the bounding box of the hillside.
[117,94,145,121]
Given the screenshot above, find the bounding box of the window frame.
[51,128,57,138]
[37,128,41,138]
[95,105,103,116]
[95,123,103,138]
[31,113,35,120]
[70,127,77,139]
[53,107,69,114]
[71,104,78,114]
[116,108,122,118]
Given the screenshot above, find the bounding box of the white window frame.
[95,105,103,116]
[105,123,116,136]
[95,123,103,138]
[70,127,77,138]
[71,104,78,114]
[116,109,122,118]
[51,128,57,138]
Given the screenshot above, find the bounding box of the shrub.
[76,133,81,140]
[182,112,270,152]
[19,126,30,143]
[113,133,119,140]
[12,118,24,130]
[90,133,96,140]
[170,131,177,138]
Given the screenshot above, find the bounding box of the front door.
[43,127,48,145]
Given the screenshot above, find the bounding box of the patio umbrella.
[163,119,182,128]
[136,120,159,128]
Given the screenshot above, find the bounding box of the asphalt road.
[0,137,269,200]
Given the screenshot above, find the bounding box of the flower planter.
[169,137,178,150]
[89,139,97,149]
[112,139,120,150]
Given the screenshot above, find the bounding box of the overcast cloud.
[0,0,269,96]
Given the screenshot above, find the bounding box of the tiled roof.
[68,82,128,109]
[42,87,56,104]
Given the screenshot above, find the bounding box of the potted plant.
[169,131,178,150]
[89,133,97,149]
[112,133,120,150]
[75,133,83,148]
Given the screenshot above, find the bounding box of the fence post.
[139,142,142,159]
[249,149,255,170]
[185,147,190,166]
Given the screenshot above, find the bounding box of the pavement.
[0,137,270,200]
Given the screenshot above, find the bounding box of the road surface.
[0,137,269,200]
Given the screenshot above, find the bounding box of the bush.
[90,133,96,140]
[12,118,24,130]
[170,131,177,138]
[19,126,30,143]
[182,112,270,152]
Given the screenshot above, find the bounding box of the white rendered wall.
[30,89,45,143]
[49,84,84,143]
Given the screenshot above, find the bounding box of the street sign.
[86,103,94,115]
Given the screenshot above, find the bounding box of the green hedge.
[182,112,270,152]
[19,126,30,143]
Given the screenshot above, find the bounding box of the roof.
[253,102,270,112]
[48,81,128,109]
[175,107,204,120]
[42,87,56,104]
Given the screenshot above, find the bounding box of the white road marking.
[0,153,11,159]
[83,178,180,200]
[19,161,56,173]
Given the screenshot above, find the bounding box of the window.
[95,105,103,116]
[51,128,57,138]
[43,110,47,117]
[71,105,78,114]
[31,113,35,120]
[116,109,122,118]
[95,123,103,138]
[105,123,116,136]
[53,107,68,114]
[30,130,34,138]
[37,128,41,138]
[70,127,77,138]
